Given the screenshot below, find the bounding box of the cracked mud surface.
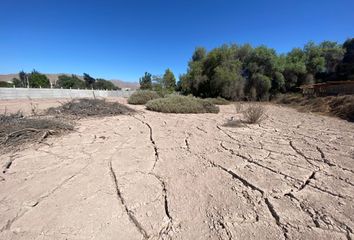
[1,102,354,239]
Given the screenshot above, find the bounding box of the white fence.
[0,88,134,100]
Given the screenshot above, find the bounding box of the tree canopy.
[177,38,353,100]
[94,79,119,90]
[139,72,153,90]
[56,75,85,89]
[28,70,50,88]
[162,69,176,90]
[83,73,96,88]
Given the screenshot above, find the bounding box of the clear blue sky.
[1,0,353,82]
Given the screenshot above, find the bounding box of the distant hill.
[0,73,140,90]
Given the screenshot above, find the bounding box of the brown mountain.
[0,73,139,89]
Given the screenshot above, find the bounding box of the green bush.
[0,81,12,88]
[94,79,119,90]
[145,95,219,114]
[56,75,85,89]
[28,70,50,88]
[127,90,160,105]
[205,97,230,105]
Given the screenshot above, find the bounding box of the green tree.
[336,38,354,79]
[18,71,28,87]
[178,47,208,96]
[94,79,119,90]
[56,75,85,89]
[178,39,354,99]
[244,45,281,97]
[319,41,345,74]
[283,48,307,90]
[139,72,153,89]
[152,75,163,90]
[192,47,207,61]
[272,71,285,93]
[303,42,325,77]
[0,81,12,87]
[162,69,176,90]
[245,46,279,77]
[28,70,50,88]
[83,73,96,88]
[176,74,190,94]
[12,78,25,88]
[213,60,244,100]
[250,73,271,100]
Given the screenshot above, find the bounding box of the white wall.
[0,88,134,100]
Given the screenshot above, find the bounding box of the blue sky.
[1,0,353,82]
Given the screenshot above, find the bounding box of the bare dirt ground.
[1,100,354,240]
[0,98,128,115]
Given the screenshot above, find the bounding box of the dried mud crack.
[209,160,288,239]
[264,198,289,240]
[133,115,160,171]
[108,160,149,239]
[1,102,353,240]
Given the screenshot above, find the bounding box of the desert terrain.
[1,99,354,240]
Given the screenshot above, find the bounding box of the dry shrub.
[234,102,244,113]
[276,93,304,105]
[223,117,245,128]
[243,104,266,124]
[127,90,160,105]
[328,95,354,122]
[205,97,230,105]
[276,94,354,122]
[0,112,73,152]
[145,95,219,114]
[47,98,135,117]
[30,102,39,116]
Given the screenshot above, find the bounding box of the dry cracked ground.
[1,102,354,240]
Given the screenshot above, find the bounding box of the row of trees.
[177,38,354,100]
[139,68,177,94]
[58,73,119,90]
[11,71,119,90]
[12,70,52,88]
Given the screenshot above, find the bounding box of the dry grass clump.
[223,103,266,127]
[47,98,135,117]
[234,102,244,113]
[223,117,245,128]
[205,97,230,105]
[0,112,73,152]
[145,95,219,114]
[328,95,354,122]
[127,90,160,105]
[276,94,354,122]
[276,93,303,105]
[243,104,267,124]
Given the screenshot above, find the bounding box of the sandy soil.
[1,101,354,240]
[0,98,128,115]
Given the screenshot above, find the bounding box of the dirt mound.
[0,112,73,153]
[47,98,135,117]
[276,94,354,122]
